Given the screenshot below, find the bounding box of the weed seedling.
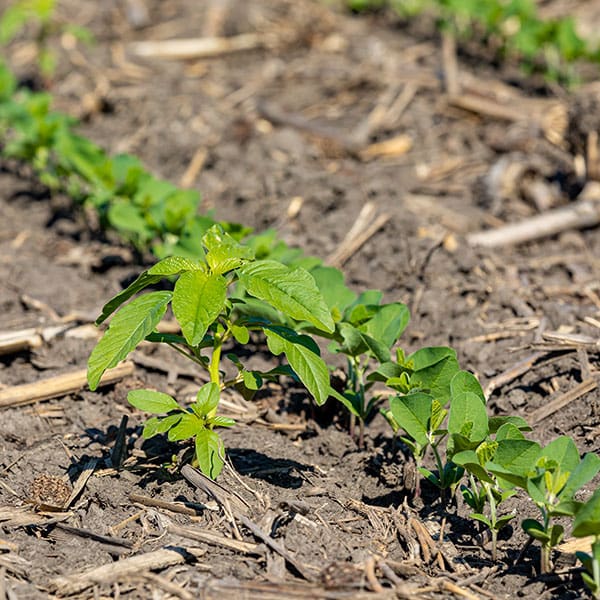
[87,225,334,478]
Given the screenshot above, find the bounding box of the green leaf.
[558,453,600,504]
[238,260,334,333]
[361,303,410,349]
[168,413,202,441]
[450,371,485,403]
[470,513,492,528]
[448,391,488,443]
[209,416,236,428]
[389,393,432,448]
[452,450,494,483]
[337,322,390,363]
[495,423,526,441]
[410,355,461,405]
[489,416,531,435]
[95,256,201,324]
[203,225,254,274]
[142,417,162,438]
[264,327,330,406]
[195,429,225,479]
[172,270,227,346]
[128,389,180,414]
[367,361,405,383]
[242,370,262,391]
[487,439,541,487]
[88,291,172,390]
[231,324,250,344]
[310,266,356,313]
[407,346,456,370]
[573,488,600,537]
[540,436,580,474]
[522,518,550,542]
[329,387,361,418]
[153,414,184,435]
[108,201,151,240]
[191,382,220,417]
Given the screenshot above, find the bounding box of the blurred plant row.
[345,0,599,82]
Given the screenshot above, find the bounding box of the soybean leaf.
[264,327,330,406]
[448,392,488,442]
[450,371,485,403]
[367,361,405,383]
[128,389,180,414]
[407,346,456,370]
[489,416,531,434]
[573,488,600,538]
[239,260,334,333]
[168,413,201,441]
[453,450,494,483]
[389,392,432,448]
[329,387,361,418]
[337,322,390,363]
[522,519,550,542]
[96,256,201,324]
[310,266,357,313]
[558,453,600,505]
[361,303,410,349]
[172,270,227,346]
[540,436,580,474]
[203,225,254,275]
[487,439,541,488]
[88,291,172,390]
[192,382,220,417]
[195,429,225,479]
[410,355,461,404]
[495,423,526,441]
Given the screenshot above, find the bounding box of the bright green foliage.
[518,438,600,573]
[88,225,333,478]
[322,289,410,445]
[129,384,234,478]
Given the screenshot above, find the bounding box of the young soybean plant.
[573,488,600,599]
[87,225,334,478]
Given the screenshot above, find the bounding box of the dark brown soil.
[1,1,600,598]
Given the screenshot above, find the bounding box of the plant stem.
[592,538,600,600]
[484,482,498,562]
[207,338,222,419]
[167,342,206,368]
[209,341,222,386]
[540,512,551,574]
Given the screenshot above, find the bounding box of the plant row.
[1,60,600,596]
[346,0,600,82]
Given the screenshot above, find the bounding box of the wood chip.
[0,362,135,409]
[128,34,263,60]
[529,378,598,425]
[48,548,189,595]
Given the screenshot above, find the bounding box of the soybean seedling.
[87,225,334,478]
[573,488,600,599]
[520,437,600,573]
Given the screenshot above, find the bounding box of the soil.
[1,0,600,598]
